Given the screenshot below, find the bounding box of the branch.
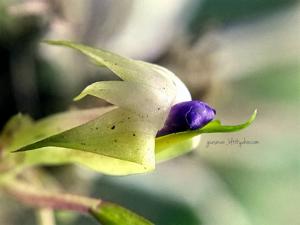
[2,179,101,213]
[1,178,153,225]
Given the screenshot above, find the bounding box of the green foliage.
[91,202,153,225]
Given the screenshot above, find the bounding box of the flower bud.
[157,101,216,136]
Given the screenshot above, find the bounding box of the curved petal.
[45,40,176,96]
[74,81,172,121]
[45,40,192,130]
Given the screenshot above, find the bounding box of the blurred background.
[0,0,300,225]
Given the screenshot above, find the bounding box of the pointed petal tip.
[73,94,84,101]
[250,109,257,122]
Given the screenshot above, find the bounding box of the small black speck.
[81,142,86,146]
[111,125,116,130]
[157,107,160,111]
[114,139,118,143]
[133,133,136,136]
[96,127,99,130]
[128,117,130,120]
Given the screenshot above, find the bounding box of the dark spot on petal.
[111,125,115,130]
[114,139,117,143]
[133,133,136,136]
[96,127,99,130]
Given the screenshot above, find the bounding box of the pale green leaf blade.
[90,202,153,225]
[155,110,257,162]
[14,108,156,175]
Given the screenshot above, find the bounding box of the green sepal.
[155,110,257,162]
[10,108,156,175]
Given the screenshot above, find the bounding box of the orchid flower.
[6,40,256,175]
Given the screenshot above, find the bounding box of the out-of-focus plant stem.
[1,178,101,213]
[36,208,56,225]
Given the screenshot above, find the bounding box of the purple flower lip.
[157,100,216,137]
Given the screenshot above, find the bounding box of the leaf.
[90,202,154,225]
[155,110,257,162]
